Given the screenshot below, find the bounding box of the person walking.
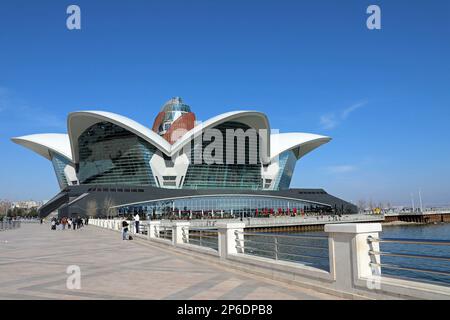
[68,218,72,229]
[134,213,140,234]
[51,218,56,230]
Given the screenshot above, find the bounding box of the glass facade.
[50,151,70,189]
[272,150,297,190]
[118,195,332,219]
[77,122,157,186]
[182,121,262,190]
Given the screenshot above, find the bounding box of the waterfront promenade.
[0,224,339,300]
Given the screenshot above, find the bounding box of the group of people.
[121,213,140,240]
[50,216,88,231]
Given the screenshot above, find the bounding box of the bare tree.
[357,200,366,213]
[86,200,98,217]
[0,201,11,218]
[103,197,117,218]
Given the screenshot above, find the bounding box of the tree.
[28,208,38,217]
[357,200,366,213]
[0,201,10,218]
[86,200,98,217]
[103,197,117,218]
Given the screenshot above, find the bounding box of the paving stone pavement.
[0,224,341,300]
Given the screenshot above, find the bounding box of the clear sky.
[0,0,449,206]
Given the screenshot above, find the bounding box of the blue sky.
[0,0,449,206]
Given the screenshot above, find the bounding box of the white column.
[217,222,245,259]
[325,223,382,291]
[148,220,161,239]
[172,222,190,246]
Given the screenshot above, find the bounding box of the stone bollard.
[148,221,161,239]
[217,222,245,259]
[325,223,382,292]
[172,222,190,246]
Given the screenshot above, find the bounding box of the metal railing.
[235,231,330,271]
[188,214,383,228]
[157,225,172,241]
[368,236,450,282]
[0,220,21,231]
[184,227,219,250]
[138,223,149,235]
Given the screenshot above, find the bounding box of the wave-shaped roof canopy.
[270,132,331,160]
[11,133,72,161]
[12,107,330,164]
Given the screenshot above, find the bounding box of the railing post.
[172,222,190,246]
[148,220,161,239]
[274,237,278,260]
[217,222,245,259]
[325,223,382,292]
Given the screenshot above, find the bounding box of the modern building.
[11,97,357,218]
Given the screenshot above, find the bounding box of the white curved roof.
[67,111,172,163]
[171,110,270,158]
[270,132,331,160]
[11,133,73,161]
[13,110,330,165]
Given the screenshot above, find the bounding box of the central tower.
[151,97,196,144]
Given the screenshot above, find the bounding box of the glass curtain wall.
[77,121,157,186]
[50,151,70,189]
[118,195,332,219]
[183,121,262,189]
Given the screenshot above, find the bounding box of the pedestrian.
[122,218,129,240]
[68,218,72,229]
[134,213,140,234]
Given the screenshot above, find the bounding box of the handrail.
[368,235,450,281]
[368,236,450,246]
[369,250,450,262]
[235,230,328,240]
[239,238,328,250]
[370,262,450,277]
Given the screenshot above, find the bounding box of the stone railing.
[88,218,450,300]
[0,220,21,231]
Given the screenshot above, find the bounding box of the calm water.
[243,223,450,286]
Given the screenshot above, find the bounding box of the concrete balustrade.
[325,223,382,292]
[88,218,450,299]
[148,220,161,239]
[217,222,245,259]
[172,222,190,246]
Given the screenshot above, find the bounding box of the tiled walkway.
[0,224,340,300]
